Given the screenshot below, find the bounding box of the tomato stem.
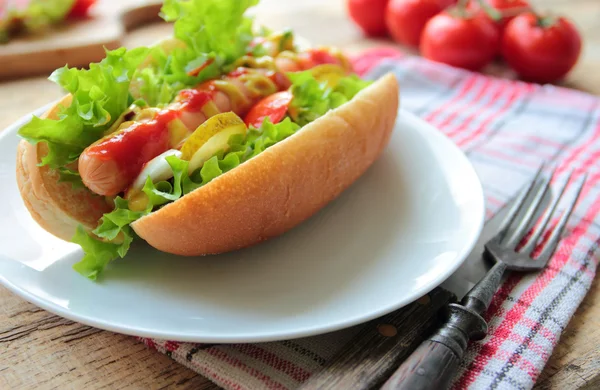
[453,0,471,18]
[457,0,469,9]
[476,0,502,21]
[499,6,533,18]
[537,14,558,28]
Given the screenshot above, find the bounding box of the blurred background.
[0,0,597,128]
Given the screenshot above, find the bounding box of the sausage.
[78,68,288,197]
[79,109,179,196]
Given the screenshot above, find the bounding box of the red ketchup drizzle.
[178,88,215,112]
[85,109,180,187]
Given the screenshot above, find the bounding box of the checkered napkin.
[139,48,600,390]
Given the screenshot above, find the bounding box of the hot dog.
[78,68,290,196]
[79,48,352,197]
[15,0,399,280]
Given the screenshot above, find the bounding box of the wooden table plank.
[0,285,215,389]
[1,1,599,389]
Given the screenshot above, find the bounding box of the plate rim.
[0,106,485,343]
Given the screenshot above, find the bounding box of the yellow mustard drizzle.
[213,80,250,113]
[277,50,300,62]
[114,120,135,134]
[275,47,352,72]
[275,50,302,69]
[167,118,190,148]
[264,30,295,55]
[201,100,221,118]
[135,107,161,122]
[277,33,295,52]
[103,104,142,136]
[231,55,277,70]
[238,72,278,99]
[127,190,150,212]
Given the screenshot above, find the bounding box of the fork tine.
[497,163,546,241]
[522,170,573,255]
[503,167,554,248]
[537,173,587,264]
[502,164,549,247]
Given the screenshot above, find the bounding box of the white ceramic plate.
[0,107,484,343]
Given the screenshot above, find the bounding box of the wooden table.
[1,0,599,388]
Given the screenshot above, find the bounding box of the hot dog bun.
[16,95,113,241]
[133,72,399,255]
[16,72,399,254]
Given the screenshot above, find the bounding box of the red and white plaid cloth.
[139,49,600,390]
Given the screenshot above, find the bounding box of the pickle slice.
[180,112,247,174]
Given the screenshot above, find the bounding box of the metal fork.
[381,164,587,390]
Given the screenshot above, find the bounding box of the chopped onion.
[130,149,182,192]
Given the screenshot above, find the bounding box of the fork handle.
[462,260,508,315]
[380,340,458,390]
[381,304,487,390]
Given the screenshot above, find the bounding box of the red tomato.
[385,0,455,47]
[420,10,500,71]
[67,0,97,18]
[470,0,531,30]
[244,91,293,128]
[347,0,390,37]
[502,13,581,83]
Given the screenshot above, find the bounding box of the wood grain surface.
[299,290,455,390]
[1,0,599,389]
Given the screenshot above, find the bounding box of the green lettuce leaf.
[128,0,259,102]
[57,167,85,189]
[160,0,258,64]
[72,226,124,281]
[18,46,150,168]
[141,156,185,206]
[71,118,299,279]
[131,50,177,107]
[72,197,148,279]
[288,71,372,126]
[92,197,149,241]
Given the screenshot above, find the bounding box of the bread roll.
[16,95,113,241]
[16,72,400,255]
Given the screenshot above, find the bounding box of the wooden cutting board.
[0,0,165,80]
